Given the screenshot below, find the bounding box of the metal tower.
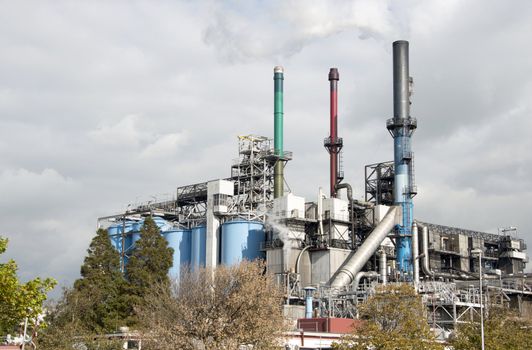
[386,40,417,275]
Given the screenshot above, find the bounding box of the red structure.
[324,68,343,197]
[297,317,362,334]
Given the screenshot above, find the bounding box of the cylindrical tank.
[108,221,135,251]
[220,220,265,265]
[190,226,206,270]
[131,221,142,245]
[107,225,121,251]
[164,229,191,279]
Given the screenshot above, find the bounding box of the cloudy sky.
[1,0,531,295]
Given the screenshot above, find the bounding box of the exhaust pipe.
[325,68,343,198]
[274,66,284,198]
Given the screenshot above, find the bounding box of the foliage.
[333,283,443,350]
[125,217,174,310]
[37,228,129,348]
[73,228,129,331]
[451,305,532,350]
[37,290,123,350]
[0,236,56,334]
[137,260,287,350]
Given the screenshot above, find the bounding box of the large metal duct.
[274,66,284,198]
[329,206,398,288]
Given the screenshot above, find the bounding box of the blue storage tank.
[221,220,265,265]
[131,221,142,245]
[107,225,121,251]
[108,221,135,251]
[164,229,191,279]
[190,226,206,270]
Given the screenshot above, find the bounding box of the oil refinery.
[98,40,531,346]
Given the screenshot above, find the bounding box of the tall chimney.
[273,66,284,198]
[387,40,417,276]
[325,68,343,197]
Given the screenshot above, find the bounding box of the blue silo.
[220,220,265,265]
[191,226,206,270]
[164,229,191,279]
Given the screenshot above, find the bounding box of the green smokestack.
[274,66,284,198]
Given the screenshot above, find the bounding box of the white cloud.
[140,131,189,159]
[203,0,396,63]
[88,114,144,147]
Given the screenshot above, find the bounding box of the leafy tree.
[137,260,287,350]
[125,217,173,311]
[0,236,56,334]
[334,283,443,350]
[451,305,532,350]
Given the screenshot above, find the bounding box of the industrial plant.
[98,41,531,347]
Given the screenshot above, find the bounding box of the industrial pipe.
[274,66,284,198]
[335,183,352,202]
[353,271,379,291]
[380,250,387,285]
[412,222,420,286]
[418,223,457,280]
[303,287,316,319]
[317,187,325,239]
[335,182,355,248]
[327,68,341,197]
[329,206,398,288]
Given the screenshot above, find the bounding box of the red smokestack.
[325,68,342,197]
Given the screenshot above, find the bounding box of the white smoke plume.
[203,0,397,63]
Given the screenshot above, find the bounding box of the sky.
[1,0,531,296]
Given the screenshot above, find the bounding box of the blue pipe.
[303,287,316,319]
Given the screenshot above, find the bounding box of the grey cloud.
[1,0,532,297]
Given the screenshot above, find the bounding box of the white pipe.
[329,206,398,288]
[418,222,457,280]
[380,249,387,285]
[353,271,379,290]
[317,187,325,238]
[412,222,420,286]
[420,224,434,278]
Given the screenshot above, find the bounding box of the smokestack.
[387,40,417,277]
[274,66,284,198]
[325,68,343,197]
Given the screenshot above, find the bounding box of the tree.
[137,260,287,350]
[0,236,56,335]
[451,305,532,350]
[333,283,443,350]
[37,228,129,349]
[125,216,174,306]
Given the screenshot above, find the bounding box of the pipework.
[274,66,284,198]
[386,41,417,276]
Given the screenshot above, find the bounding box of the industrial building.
[98,40,531,345]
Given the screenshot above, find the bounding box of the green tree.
[125,217,173,310]
[333,283,443,350]
[0,236,56,334]
[37,228,130,349]
[137,260,287,350]
[73,227,128,332]
[451,305,532,350]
